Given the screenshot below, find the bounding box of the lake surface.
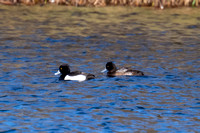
[0,5,200,132]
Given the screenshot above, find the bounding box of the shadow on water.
[0,5,200,132]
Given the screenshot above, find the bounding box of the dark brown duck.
[102,62,144,77]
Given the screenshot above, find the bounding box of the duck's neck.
[59,74,66,80]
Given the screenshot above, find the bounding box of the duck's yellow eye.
[60,67,62,70]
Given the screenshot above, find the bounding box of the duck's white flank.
[117,68,128,73]
[64,75,86,82]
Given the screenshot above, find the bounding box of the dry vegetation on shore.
[0,0,199,9]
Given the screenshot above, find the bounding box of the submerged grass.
[0,0,200,9]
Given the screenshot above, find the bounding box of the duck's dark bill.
[54,70,60,75]
[101,69,107,73]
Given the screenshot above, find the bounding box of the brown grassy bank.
[0,0,199,9]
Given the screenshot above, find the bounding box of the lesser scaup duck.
[101,62,144,77]
[55,64,95,82]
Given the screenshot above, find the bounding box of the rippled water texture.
[0,5,200,132]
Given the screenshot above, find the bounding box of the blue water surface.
[0,5,200,132]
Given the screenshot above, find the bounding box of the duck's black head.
[59,64,70,75]
[106,62,117,72]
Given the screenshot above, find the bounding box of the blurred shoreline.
[0,0,199,9]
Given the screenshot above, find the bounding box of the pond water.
[0,5,200,132]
